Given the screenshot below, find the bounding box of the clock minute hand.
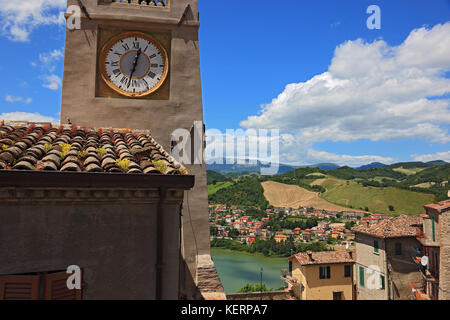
[128,48,142,88]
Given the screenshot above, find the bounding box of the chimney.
[307,250,314,261]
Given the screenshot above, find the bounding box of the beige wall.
[291,259,353,300]
[61,0,210,299]
[355,233,388,300]
[355,233,422,300]
[439,209,450,300]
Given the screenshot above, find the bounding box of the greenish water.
[211,249,288,294]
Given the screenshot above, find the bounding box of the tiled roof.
[0,121,187,175]
[290,250,355,265]
[352,215,420,238]
[424,200,450,213]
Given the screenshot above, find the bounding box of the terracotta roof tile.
[290,250,355,265]
[352,215,420,238]
[0,120,187,175]
[424,200,450,213]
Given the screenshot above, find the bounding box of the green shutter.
[432,218,436,242]
[380,275,385,290]
[374,240,379,253]
[359,266,364,287]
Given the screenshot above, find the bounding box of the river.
[210,249,288,294]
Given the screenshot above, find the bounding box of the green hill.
[208,177,269,209]
[207,170,228,185]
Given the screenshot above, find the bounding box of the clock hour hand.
[128,48,142,88]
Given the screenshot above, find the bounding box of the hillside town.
[210,204,390,248]
[210,198,450,300]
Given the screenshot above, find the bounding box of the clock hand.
[128,48,142,88]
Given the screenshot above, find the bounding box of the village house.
[302,230,312,242]
[283,250,355,300]
[413,199,450,300]
[353,215,423,300]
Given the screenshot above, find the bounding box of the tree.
[388,205,395,211]
[238,283,271,293]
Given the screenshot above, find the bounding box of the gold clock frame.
[99,31,169,98]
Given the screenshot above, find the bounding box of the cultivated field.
[314,179,434,215]
[261,181,351,211]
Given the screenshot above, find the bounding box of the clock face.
[100,32,169,97]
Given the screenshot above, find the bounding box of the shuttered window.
[319,266,331,279]
[374,240,379,254]
[0,271,82,300]
[344,265,352,278]
[359,266,364,287]
[44,271,82,300]
[0,275,40,300]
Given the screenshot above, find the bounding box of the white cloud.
[411,151,450,163]
[204,129,393,168]
[42,74,62,91]
[0,0,66,42]
[0,111,59,124]
[241,23,450,145]
[39,49,64,72]
[5,95,32,104]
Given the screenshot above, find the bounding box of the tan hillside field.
[262,181,350,211]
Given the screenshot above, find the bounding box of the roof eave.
[0,170,195,190]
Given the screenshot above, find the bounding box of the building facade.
[283,250,355,300]
[414,200,450,300]
[354,215,423,300]
[59,0,220,299]
[0,123,194,299]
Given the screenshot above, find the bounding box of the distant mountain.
[356,162,387,170]
[308,163,341,170]
[206,159,298,175]
[427,160,448,166]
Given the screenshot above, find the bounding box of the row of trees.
[211,237,331,257]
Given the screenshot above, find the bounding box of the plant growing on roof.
[96,147,107,158]
[116,158,130,172]
[152,160,167,174]
[59,143,71,159]
[44,143,52,153]
[1,144,9,150]
[77,150,88,159]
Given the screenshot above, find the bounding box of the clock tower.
[61,0,223,299]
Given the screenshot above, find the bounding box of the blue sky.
[0,0,449,166]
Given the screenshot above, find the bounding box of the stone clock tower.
[61,0,224,299]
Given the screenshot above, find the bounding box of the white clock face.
[101,33,168,97]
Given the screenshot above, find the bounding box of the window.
[333,291,343,300]
[374,240,379,254]
[344,265,352,278]
[380,275,385,290]
[359,266,365,287]
[319,266,331,279]
[395,243,402,256]
[0,271,82,300]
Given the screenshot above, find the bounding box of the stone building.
[414,199,450,300]
[0,0,225,300]
[353,215,423,300]
[0,122,193,299]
